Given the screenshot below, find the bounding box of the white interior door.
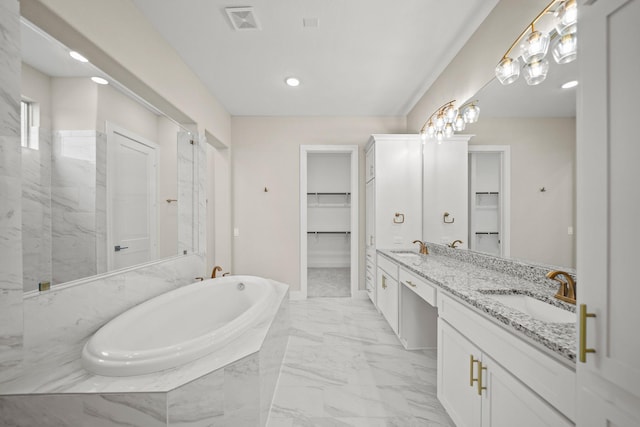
[108,124,158,270]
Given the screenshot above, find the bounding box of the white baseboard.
[352,290,369,299]
[289,291,306,300]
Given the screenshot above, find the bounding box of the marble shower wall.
[51,130,104,285]
[177,131,195,254]
[21,128,52,292]
[0,0,23,383]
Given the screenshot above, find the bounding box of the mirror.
[465,56,577,268]
[20,19,196,291]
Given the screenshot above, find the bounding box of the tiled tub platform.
[0,273,290,426]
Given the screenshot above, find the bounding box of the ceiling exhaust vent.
[225,7,261,31]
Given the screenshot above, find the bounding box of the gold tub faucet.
[412,240,429,255]
[211,266,223,278]
[546,270,576,304]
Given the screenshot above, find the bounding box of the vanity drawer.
[399,267,437,307]
[377,254,398,277]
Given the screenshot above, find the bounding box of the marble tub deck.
[268,297,455,427]
[379,249,577,363]
[0,281,290,426]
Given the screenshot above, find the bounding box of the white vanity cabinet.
[365,134,422,308]
[438,293,574,427]
[576,0,640,425]
[376,255,399,334]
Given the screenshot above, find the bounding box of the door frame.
[468,145,511,258]
[106,122,159,270]
[299,145,359,299]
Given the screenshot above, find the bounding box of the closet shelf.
[307,192,351,196]
[307,231,351,235]
[308,203,351,208]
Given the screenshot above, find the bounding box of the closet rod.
[307,231,351,234]
[306,192,351,196]
[475,232,500,235]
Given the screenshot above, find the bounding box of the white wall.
[51,77,97,130]
[21,63,51,129]
[232,117,405,291]
[469,117,575,267]
[97,83,158,142]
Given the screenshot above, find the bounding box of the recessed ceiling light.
[91,76,109,85]
[285,77,300,87]
[561,80,578,89]
[69,51,89,63]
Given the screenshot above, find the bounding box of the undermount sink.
[391,251,422,259]
[486,293,576,323]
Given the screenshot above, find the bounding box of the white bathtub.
[81,275,276,377]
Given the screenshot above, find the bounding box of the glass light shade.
[444,123,454,138]
[555,0,577,36]
[462,104,480,124]
[420,130,427,142]
[435,113,445,131]
[436,131,444,142]
[521,31,550,63]
[552,33,577,64]
[495,57,520,85]
[454,114,466,132]
[523,58,549,85]
[426,121,436,137]
[445,105,458,123]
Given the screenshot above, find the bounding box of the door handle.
[114,245,129,251]
[382,275,387,289]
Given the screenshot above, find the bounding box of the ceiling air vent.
[225,7,261,31]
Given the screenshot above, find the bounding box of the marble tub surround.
[0,0,23,383]
[0,284,289,426]
[0,276,288,396]
[380,249,577,363]
[427,242,576,285]
[0,253,205,394]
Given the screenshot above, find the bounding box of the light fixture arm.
[419,99,456,132]
[501,0,561,59]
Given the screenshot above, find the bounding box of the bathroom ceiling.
[131,0,499,116]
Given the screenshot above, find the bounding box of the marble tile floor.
[267,298,455,427]
[307,268,351,297]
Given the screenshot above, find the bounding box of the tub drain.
[237,282,245,291]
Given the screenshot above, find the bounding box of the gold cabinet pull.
[382,275,387,289]
[477,361,487,395]
[579,304,597,363]
[406,280,416,288]
[469,355,479,387]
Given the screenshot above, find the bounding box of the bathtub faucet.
[211,266,223,278]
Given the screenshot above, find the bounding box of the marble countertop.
[378,249,576,364]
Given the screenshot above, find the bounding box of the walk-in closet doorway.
[300,145,358,299]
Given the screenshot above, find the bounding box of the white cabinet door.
[578,375,640,427]
[366,180,375,248]
[365,145,375,182]
[481,354,572,427]
[376,267,398,334]
[438,319,482,427]
[577,0,640,409]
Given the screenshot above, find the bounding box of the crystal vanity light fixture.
[419,100,480,143]
[495,0,577,86]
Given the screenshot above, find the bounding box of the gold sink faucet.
[412,240,428,255]
[448,239,463,248]
[546,270,576,304]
